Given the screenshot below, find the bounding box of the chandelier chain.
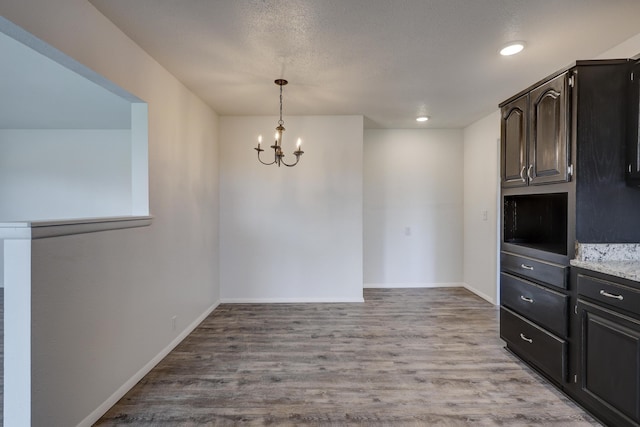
[278,83,284,126]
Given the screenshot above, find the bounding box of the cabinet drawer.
[500,273,569,337]
[501,252,568,289]
[500,307,567,382]
[577,274,640,317]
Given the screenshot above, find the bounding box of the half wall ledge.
[28,215,153,239]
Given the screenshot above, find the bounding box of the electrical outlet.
[481,210,488,221]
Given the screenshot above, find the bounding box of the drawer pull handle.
[520,295,534,303]
[520,264,534,271]
[600,290,624,301]
[520,333,533,344]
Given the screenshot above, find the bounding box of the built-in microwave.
[503,192,568,255]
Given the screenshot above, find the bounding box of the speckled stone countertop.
[570,243,640,282]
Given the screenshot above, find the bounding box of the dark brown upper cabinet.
[501,73,570,188]
[628,60,640,187]
[501,60,640,243]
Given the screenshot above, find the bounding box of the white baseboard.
[363,282,497,306]
[462,283,496,305]
[221,297,365,303]
[77,300,221,427]
[364,282,463,289]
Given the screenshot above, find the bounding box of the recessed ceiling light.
[500,41,526,56]
[416,116,429,122]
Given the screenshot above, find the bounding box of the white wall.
[0,240,3,287]
[462,111,501,304]
[363,129,464,287]
[220,115,363,302]
[0,29,132,130]
[2,230,32,426]
[596,32,640,58]
[0,129,131,221]
[0,1,220,426]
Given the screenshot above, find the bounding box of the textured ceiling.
[89,0,640,129]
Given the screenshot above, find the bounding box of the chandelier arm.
[280,156,301,167]
[258,157,277,166]
[256,150,277,166]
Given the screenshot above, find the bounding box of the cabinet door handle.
[520,333,533,344]
[527,164,534,181]
[520,295,534,303]
[520,264,534,271]
[600,290,624,301]
[520,166,526,182]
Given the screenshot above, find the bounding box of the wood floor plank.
[96,288,600,426]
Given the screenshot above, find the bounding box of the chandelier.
[254,79,304,167]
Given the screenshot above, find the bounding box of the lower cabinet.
[501,263,640,426]
[574,271,640,427]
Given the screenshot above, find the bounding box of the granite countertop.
[571,243,640,282]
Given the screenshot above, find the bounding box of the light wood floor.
[96,288,599,426]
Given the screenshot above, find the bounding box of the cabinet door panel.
[579,300,640,425]
[628,61,640,186]
[529,74,569,185]
[501,95,528,187]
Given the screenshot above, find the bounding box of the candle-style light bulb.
[296,138,302,149]
[257,135,262,148]
[275,131,279,142]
